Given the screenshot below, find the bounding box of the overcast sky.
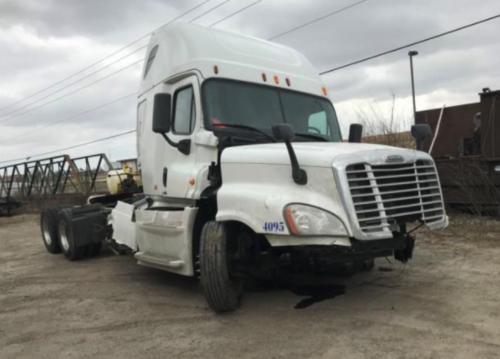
[1,0,499,164]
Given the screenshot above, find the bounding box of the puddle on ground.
[290,284,346,309]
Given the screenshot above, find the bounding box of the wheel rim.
[42,219,52,246]
[59,221,70,252]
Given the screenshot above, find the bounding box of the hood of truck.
[221,142,427,168]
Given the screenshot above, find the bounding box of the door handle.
[162,167,168,187]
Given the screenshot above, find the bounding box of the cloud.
[0,0,180,40]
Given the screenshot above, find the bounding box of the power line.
[209,0,262,27]
[0,59,144,124]
[319,13,500,75]
[0,0,212,114]
[0,45,146,119]
[189,0,232,22]
[0,129,137,165]
[0,92,137,143]
[268,0,371,40]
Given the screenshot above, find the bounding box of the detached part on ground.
[40,206,107,261]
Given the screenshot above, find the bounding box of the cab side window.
[173,86,195,135]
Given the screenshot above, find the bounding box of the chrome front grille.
[346,160,445,233]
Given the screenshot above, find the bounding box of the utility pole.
[408,50,419,124]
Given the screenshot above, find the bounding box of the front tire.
[199,221,243,313]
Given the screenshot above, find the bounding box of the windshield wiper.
[212,123,276,142]
[294,132,328,141]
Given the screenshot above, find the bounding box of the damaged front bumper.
[266,231,416,266]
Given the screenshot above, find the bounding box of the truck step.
[135,252,185,270]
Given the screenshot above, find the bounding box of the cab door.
[159,76,201,199]
[134,76,205,275]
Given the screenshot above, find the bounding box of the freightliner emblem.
[385,155,405,163]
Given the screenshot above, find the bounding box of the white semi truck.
[40,23,448,312]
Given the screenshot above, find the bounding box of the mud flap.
[61,205,109,247]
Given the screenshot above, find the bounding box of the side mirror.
[411,124,433,151]
[272,124,295,142]
[152,93,172,133]
[348,123,363,143]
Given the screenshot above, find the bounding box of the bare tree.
[356,94,415,149]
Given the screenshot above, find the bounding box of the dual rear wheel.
[40,208,101,260]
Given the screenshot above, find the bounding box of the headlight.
[284,204,347,236]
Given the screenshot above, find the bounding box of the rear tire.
[199,221,243,313]
[40,208,61,254]
[58,211,87,261]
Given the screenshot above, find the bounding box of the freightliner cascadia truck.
[40,23,448,313]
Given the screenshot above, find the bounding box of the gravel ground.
[1,214,500,359]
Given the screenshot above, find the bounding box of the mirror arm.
[284,140,308,185]
[271,124,307,185]
[160,133,191,155]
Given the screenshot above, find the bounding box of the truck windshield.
[203,79,342,142]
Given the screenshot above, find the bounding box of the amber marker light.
[284,207,299,236]
[213,65,219,74]
[321,86,328,96]
[262,73,267,82]
[273,75,280,85]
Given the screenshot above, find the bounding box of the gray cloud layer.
[1,0,499,162]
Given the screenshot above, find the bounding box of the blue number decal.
[263,221,285,233]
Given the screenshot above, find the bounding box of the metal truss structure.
[0,153,113,215]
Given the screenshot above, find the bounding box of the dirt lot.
[1,214,500,359]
